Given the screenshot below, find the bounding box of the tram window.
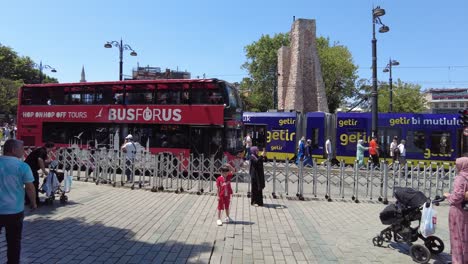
[406,130,425,153]
[430,131,451,155]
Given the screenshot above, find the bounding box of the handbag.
[419,203,437,238]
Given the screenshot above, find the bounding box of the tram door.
[244,124,267,150]
[378,127,401,159]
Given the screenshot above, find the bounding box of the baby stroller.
[40,160,70,204]
[372,187,445,263]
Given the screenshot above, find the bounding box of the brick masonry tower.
[277,19,329,113]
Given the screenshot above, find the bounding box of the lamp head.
[51,69,57,73]
[379,25,390,33]
[373,7,386,18]
[383,68,389,73]
[391,60,400,66]
[130,51,137,56]
[104,43,112,48]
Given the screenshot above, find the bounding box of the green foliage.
[0,44,59,119]
[241,33,289,112]
[377,80,427,113]
[0,78,23,116]
[0,44,58,84]
[317,38,358,113]
[240,34,358,112]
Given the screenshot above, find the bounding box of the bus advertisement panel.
[243,112,296,160]
[336,112,461,164]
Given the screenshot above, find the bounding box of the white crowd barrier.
[24,147,456,203]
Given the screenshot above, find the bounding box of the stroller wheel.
[383,231,392,242]
[409,244,431,264]
[372,236,384,247]
[424,236,444,255]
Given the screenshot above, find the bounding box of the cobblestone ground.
[0,181,452,264]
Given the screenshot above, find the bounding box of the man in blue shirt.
[0,139,37,264]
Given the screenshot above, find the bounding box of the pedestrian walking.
[389,136,398,163]
[24,142,55,205]
[216,163,235,226]
[243,133,252,160]
[121,134,137,182]
[356,139,368,169]
[444,157,468,264]
[325,137,333,162]
[369,136,380,169]
[296,137,305,164]
[0,139,37,264]
[303,139,313,167]
[397,139,406,166]
[249,146,265,206]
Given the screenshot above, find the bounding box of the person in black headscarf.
[249,146,265,206]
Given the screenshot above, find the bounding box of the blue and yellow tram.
[243,111,462,165]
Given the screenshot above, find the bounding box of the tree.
[349,79,427,113]
[241,34,358,112]
[0,43,58,84]
[377,80,427,113]
[241,33,289,112]
[0,78,23,117]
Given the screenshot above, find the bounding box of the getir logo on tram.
[108,107,182,122]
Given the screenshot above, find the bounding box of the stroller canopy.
[394,187,428,208]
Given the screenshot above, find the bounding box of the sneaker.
[217,219,223,226]
[225,217,233,223]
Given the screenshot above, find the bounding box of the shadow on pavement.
[1,217,215,263]
[230,221,254,226]
[262,204,287,209]
[388,242,452,263]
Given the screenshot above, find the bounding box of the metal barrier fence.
[28,147,456,203]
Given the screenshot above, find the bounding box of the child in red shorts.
[216,163,235,226]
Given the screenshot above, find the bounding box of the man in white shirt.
[397,139,406,166]
[325,138,333,162]
[244,133,252,160]
[121,134,137,182]
[389,136,398,162]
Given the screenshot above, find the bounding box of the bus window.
[406,130,425,153]
[125,84,155,105]
[48,87,64,105]
[225,127,243,154]
[430,131,451,155]
[191,89,210,104]
[155,125,188,148]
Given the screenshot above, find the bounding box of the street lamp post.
[34,61,57,84]
[383,58,399,112]
[104,39,138,81]
[371,6,389,137]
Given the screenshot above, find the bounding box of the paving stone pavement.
[0,181,453,264]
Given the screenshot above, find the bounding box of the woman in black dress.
[249,146,265,206]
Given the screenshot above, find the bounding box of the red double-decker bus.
[17,79,244,159]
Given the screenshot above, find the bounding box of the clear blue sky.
[1,0,467,91]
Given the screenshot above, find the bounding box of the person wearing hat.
[121,134,137,183]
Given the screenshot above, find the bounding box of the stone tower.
[277,19,329,113]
